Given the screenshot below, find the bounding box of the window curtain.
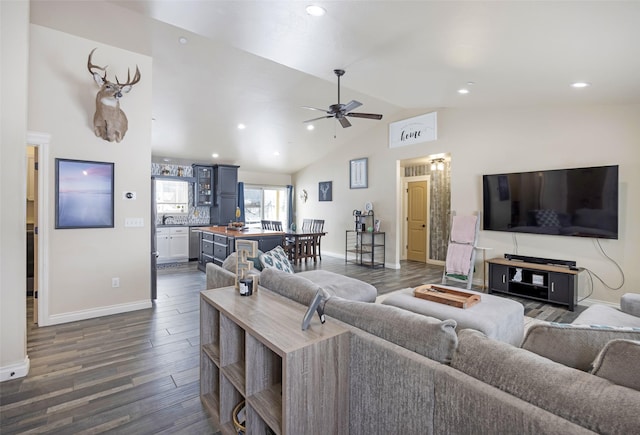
[237,182,246,222]
[287,185,294,230]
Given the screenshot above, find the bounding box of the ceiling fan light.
[306,5,326,16]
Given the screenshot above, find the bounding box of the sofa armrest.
[205,263,236,289]
[621,293,640,318]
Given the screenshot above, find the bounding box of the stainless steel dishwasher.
[189,227,208,261]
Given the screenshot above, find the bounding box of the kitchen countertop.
[200,226,283,237]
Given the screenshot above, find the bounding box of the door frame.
[26,131,50,326]
[401,175,431,262]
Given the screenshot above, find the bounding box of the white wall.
[28,24,153,324]
[238,169,291,187]
[294,104,640,304]
[0,0,30,381]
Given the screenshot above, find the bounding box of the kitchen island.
[198,226,283,272]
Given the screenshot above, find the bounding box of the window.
[156,180,189,214]
[244,185,289,228]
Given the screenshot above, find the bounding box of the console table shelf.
[200,287,349,434]
[487,258,580,311]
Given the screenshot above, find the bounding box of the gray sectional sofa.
[205,264,640,434]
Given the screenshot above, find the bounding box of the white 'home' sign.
[388,112,437,148]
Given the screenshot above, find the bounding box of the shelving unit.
[345,230,385,268]
[487,258,579,311]
[200,287,349,435]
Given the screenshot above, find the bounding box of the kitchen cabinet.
[211,164,239,225]
[193,165,214,206]
[157,227,189,264]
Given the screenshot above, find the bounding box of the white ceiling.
[30,1,640,173]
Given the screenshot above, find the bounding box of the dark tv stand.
[487,258,579,311]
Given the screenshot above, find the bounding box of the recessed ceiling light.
[306,5,326,16]
[457,88,470,94]
[273,151,280,156]
[178,37,188,45]
[571,82,591,88]
[307,125,315,131]
[466,81,476,86]
[212,153,219,158]
[237,123,246,130]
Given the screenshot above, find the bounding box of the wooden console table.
[200,286,349,434]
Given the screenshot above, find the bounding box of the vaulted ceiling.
[31,1,640,173]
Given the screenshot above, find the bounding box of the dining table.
[281,231,327,264]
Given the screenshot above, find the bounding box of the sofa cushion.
[324,297,458,364]
[573,302,640,328]
[297,270,377,302]
[259,245,294,273]
[620,293,640,318]
[452,329,640,434]
[591,339,640,391]
[521,321,640,371]
[259,267,321,306]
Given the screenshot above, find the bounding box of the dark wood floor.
[0,256,582,434]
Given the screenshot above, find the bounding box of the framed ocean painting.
[55,158,114,229]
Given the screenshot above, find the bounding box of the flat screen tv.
[482,165,619,239]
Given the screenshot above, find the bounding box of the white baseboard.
[577,298,618,308]
[45,300,152,326]
[0,356,30,382]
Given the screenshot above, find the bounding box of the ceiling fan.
[303,69,383,128]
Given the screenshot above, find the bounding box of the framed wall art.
[350,157,368,189]
[55,158,114,229]
[319,181,332,201]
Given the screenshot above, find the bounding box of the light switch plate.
[124,218,144,227]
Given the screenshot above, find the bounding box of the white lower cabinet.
[157,227,189,263]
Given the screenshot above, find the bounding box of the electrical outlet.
[112,277,120,288]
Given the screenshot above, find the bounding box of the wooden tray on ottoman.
[413,285,480,309]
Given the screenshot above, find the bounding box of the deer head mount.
[87,48,141,143]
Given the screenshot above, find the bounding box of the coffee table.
[382,286,524,346]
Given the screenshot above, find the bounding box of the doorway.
[400,155,451,265]
[26,132,50,326]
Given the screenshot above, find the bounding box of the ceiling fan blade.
[346,112,383,120]
[342,100,362,113]
[304,115,333,123]
[302,106,330,113]
[339,117,352,128]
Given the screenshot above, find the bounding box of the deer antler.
[87,48,107,80]
[116,66,141,87]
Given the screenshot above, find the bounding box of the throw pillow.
[534,209,561,227]
[521,322,640,371]
[259,245,294,273]
[591,339,640,391]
